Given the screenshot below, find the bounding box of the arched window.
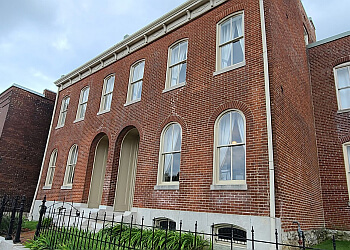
[76,86,90,120]
[334,63,350,111]
[216,12,245,73]
[214,224,247,246]
[165,39,188,90]
[214,110,246,185]
[44,149,58,187]
[63,145,78,186]
[158,123,182,185]
[57,96,70,128]
[99,75,115,113]
[126,60,145,104]
[343,142,350,200]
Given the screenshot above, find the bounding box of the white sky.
[0,0,349,95]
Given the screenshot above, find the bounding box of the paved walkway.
[0,237,26,250]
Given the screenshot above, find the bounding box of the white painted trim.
[162,82,186,93]
[210,184,247,190]
[154,184,179,190]
[333,63,350,111]
[97,109,111,116]
[343,143,350,201]
[213,61,245,76]
[124,99,141,107]
[307,31,350,49]
[54,0,229,90]
[259,0,276,244]
[29,86,59,219]
[60,185,72,190]
[11,83,46,97]
[125,59,145,104]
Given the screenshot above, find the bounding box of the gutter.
[29,86,60,219]
[259,0,277,242]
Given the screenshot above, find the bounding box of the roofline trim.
[307,31,350,49]
[55,0,228,90]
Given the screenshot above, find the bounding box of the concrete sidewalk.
[0,237,26,250]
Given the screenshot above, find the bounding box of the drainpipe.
[29,85,60,219]
[259,0,277,244]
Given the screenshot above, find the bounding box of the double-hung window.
[76,87,90,120]
[216,13,245,73]
[343,143,350,200]
[126,60,145,104]
[63,145,78,187]
[165,40,188,90]
[57,96,70,128]
[158,123,182,185]
[99,75,115,113]
[214,110,246,185]
[334,64,350,111]
[44,149,58,187]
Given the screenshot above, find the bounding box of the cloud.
[52,37,71,51]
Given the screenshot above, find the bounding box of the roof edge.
[307,31,350,49]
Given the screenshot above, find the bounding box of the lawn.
[312,240,350,250]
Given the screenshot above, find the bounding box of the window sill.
[154,184,179,190]
[337,108,350,114]
[43,186,52,190]
[73,117,85,123]
[61,185,72,190]
[210,184,247,191]
[162,82,186,93]
[97,109,110,116]
[213,61,245,76]
[55,125,64,130]
[124,99,141,107]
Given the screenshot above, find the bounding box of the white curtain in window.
[172,124,181,151]
[164,127,173,152]
[232,112,244,143]
[219,113,230,145]
[220,19,231,45]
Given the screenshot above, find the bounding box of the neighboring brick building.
[30,0,349,247]
[0,84,55,210]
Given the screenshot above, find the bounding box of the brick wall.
[308,35,350,230]
[264,0,324,231]
[0,86,55,208]
[37,0,273,218]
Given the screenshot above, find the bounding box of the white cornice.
[55,0,228,90]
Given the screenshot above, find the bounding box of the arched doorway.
[88,136,109,208]
[114,128,140,211]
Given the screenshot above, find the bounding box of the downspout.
[29,86,60,219]
[259,0,277,243]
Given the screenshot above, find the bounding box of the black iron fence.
[0,195,26,243]
[34,196,337,250]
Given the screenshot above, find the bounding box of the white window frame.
[211,109,247,190]
[98,74,115,114]
[156,123,182,187]
[334,62,350,112]
[214,12,245,76]
[125,60,145,105]
[57,96,70,128]
[62,144,78,188]
[75,86,90,122]
[164,39,188,92]
[44,149,58,188]
[343,142,350,201]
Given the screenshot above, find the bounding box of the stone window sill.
[210,184,247,191]
[154,184,179,190]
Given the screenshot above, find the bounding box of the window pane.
[82,88,89,102]
[79,103,86,118]
[337,67,350,88]
[219,113,231,145]
[173,124,181,151]
[233,39,244,65]
[219,147,231,180]
[179,41,188,61]
[164,126,173,152]
[131,81,142,101]
[171,44,179,65]
[339,88,350,109]
[347,146,350,167]
[232,145,245,180]
[178,63,187,84]
[163,154,172,182]
[220,19,231,45]
[172,153,180,181]
[63,98,70,110]
[106,76,115,93]
[231,112,244,143]
[60,112,67,126]
[170,65,179,87]
[104,93,112,110]
[133,62,145,82]
[232,15,243,39]
[221,43,232,69]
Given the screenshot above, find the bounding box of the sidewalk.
[0,237,26,250]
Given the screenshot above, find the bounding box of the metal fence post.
[0,195,7,226]
[35,195,47,239]
[332,235,336,250]
[13,196,25,243]
[5,196,18,240]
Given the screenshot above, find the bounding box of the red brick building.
[30,0,350,247]
[0,84,55,209]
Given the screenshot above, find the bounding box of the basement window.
[154,218,176,231]
[215,224,247,247]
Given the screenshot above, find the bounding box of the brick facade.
[32,0,350,242]
[0,85,55,209]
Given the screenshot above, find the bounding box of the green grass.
[312,240,350,250]
[22,220,38,231]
